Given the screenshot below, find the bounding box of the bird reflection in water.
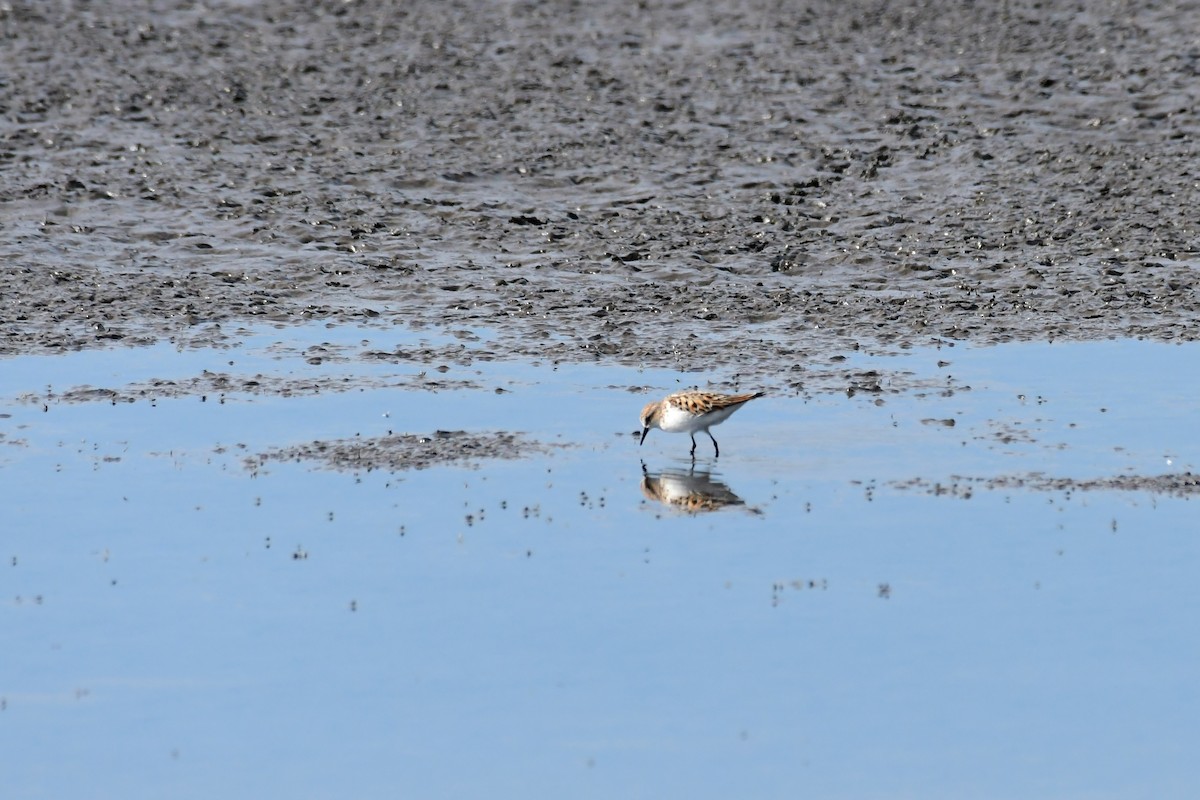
[639,462,760,515]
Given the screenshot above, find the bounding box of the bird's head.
[639,400,661,445]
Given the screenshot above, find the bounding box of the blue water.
[1,329,1198,799]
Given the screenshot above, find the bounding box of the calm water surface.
[2,328,1197,799]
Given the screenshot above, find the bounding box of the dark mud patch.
[894,472,1200,499]
[3,0,1200,384]
[12,337,972,405]
[17,369,484,405]
[0,432,29,450]
[246,429,557,474]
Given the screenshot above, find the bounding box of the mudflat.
[2,0,1197,386]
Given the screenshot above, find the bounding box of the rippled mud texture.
[893,472,1200,499]
[3,0,1200,387]
[18,361,488,405]
[247,430,550,473]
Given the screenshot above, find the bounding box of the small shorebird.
[639,390,764,458]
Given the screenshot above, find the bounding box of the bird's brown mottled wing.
[664,390,764,416]
[709,391,765,409]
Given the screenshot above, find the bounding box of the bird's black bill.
[639,427,650,446]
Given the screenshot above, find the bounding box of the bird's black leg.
[689,434,697,459]
[708,431,720,458]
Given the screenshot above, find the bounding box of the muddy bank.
[18,362,488,405]
[2,0,1199,387]
[247,429,554,473]
[893,471,1200,499]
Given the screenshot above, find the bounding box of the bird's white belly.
[659,403,735,433]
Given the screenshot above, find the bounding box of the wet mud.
[4,1,1200,372]
[247,429,554,473]
[893,471,1200,499]
[3,1,1198,477]
[18,365,486,405]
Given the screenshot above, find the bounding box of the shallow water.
[2,328,1198,799]
[6,1,1200,795]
